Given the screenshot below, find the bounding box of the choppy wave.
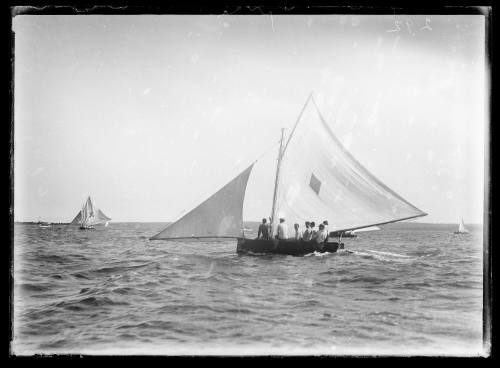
[12,222,484,356]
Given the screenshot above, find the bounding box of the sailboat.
[454,218,469,234]
[150,94,427,255]
[70,196,111,230]
[37,217,51,228]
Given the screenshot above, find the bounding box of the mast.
[270,128,285,235]
[268,94,313,235]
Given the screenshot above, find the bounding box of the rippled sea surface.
[12,222,486,356]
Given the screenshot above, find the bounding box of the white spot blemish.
[420,18,432,31]
[392,35,401,50]
[368,102,379,125]
[38,187,48,197]
[320,67,332,84]
[377,53,385,71]
[427,150,434,162]
[342,133,353,150]
[209,106,223,125]
[191,54,199,64]
[143,88,151,95]
[409,86,421,97]
[31,167,45,177]
[193,130,201,141]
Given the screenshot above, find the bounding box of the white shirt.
[315,229,327,243]
[277,222,288,239]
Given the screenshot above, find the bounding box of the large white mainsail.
[150,164,254,240]
[70,196,111,227]
[273,95,427,235]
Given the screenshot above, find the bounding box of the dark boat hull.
[237,238,344,256]
[79,226,95,230]
[330,231,357,238]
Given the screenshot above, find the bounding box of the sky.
[13,14,487,224]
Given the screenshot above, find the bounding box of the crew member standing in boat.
[313,223,327,250]
[302,221,312,241]
[310,221,317,238]
[293,223,302,240]
[277,218,288,240]
[322,220,329,241]
[257,218,270,240]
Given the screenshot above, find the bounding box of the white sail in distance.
[70,196,111,227]
[274,96,427,234]
[458,218,469,233]
[150,164,254,240]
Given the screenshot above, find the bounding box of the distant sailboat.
[70,196,111,230]
[150,94,427,255]
[454,218,469,234]
[37,219,51,228]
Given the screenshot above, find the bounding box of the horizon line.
[14,220,485,226]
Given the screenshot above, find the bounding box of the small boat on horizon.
[454,218,469,234]
[70,196,111,230]
[37,218,51,228]
[150,94,427,255]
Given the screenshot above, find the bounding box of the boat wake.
[353,249,415,262]
[362,249,411,258]
[304,251,336,257]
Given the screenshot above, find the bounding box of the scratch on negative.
[247,6,275,32]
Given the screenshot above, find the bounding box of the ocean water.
[11,222,487,356]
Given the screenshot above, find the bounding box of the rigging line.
[255,138,281,162]
[217,137,281,181]
[311,97,427,214]
[165,138,281,224]
[332,214,428,234]
[282,91,314,155]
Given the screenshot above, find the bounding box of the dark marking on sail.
[309,173,321,195]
